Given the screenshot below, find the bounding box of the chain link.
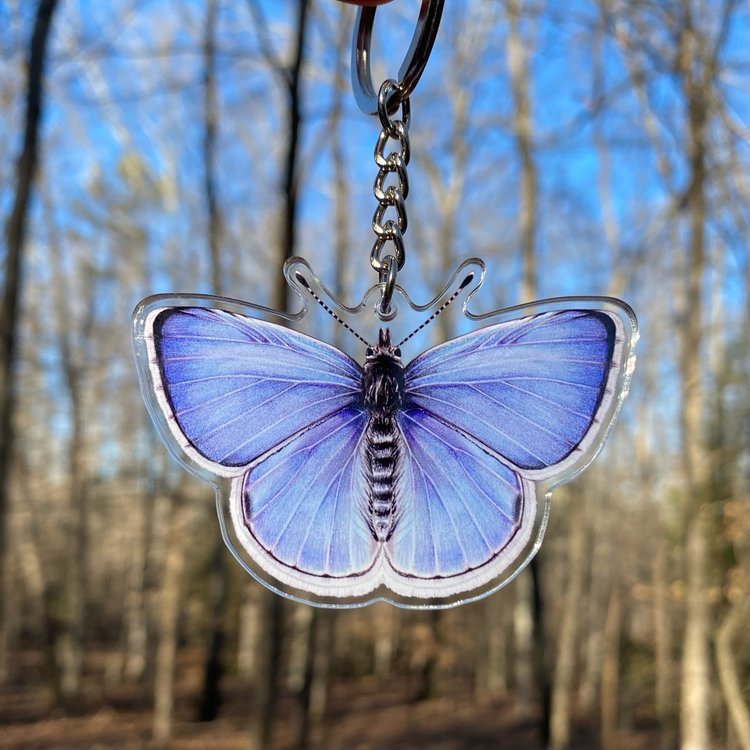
[370,80,411,313]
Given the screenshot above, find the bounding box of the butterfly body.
[364,414,400,541]
[134,277,636,605]
[362,329,405,541]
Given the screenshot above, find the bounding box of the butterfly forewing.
[148,307,362,473]
[403,310,621,477]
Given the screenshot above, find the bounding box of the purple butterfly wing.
[404,310,622,477]
[231,407,380,594]
[384,409,536,597]
[146,307,362,474]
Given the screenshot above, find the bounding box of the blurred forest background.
[1,1,749,749]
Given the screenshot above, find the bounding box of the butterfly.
[134,270,635,605]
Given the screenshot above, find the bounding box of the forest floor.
[0,650,662,750]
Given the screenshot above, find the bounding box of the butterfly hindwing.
[404,310,622,478]
[383,408,536,597]
[146,307,362,475]
[230,407,380,596]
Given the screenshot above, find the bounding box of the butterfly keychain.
[132,1,637,609]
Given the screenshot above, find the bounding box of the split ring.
[351,0,445,116]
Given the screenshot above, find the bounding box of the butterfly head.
[365,328,402,363]
[363,328,405,416]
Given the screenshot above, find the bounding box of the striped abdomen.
[361,329,405,543]
[365,415,400,542]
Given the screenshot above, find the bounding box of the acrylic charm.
[132,258,637,609]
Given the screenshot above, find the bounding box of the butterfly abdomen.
[365,415,400,542]
[361,329,405,542]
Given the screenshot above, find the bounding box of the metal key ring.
[351,0,445,116]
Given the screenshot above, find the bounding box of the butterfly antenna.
[396,272,475,348]
[294,272,370,346]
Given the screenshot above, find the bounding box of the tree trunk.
[577,507,607,716]
[506,0,538,305]
[0,476,19,683]
[122,461,155,683]
[678,13,711,750]
[196,0,230,722]
[715,596,750,750]
[237,590,261,679]
[680,510,711,750]
[203,0,222,297]
[531,557,552,746]
[414,610,443,701]
[57,392,88,702]
[476,593,508,701]
[600,576,623,750]
[0,0,59,683]
[153,499,190,747]
[46,185,95,705]
[331,5,351,327]
[272,0,310,313]
[549,495,586,750]
[373,603,395,679]
[10,457,52,680]
[652,534,674,747]
[198,541,228,722]
[505,0,546,733]
[309,609,335,724]
[247,4,310,745]
[247,589,283,750]
[287,604,316,749]
[513,571,534,718]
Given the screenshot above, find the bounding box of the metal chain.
[370,79,410,314]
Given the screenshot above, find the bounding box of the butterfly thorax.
[362,329,405,417]
[362,329,404,542]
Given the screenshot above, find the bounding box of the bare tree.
[505,0,538,304]
[244,2,311,747]
[606,2,745,747]
[330,4,352,326]
[674,7,715,748]
[49,206,96,703]
[204,0,223,297]
[549,493,587,750]
[0,0,59,682]
[715,594,750,750]
[153,485,192,747]
[248,0,311,313]
[503,0,549,739]
[600,571,623,750]
[197,0,230,724]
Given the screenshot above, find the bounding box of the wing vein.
[464,384,578,448]
[410,393,549,465]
